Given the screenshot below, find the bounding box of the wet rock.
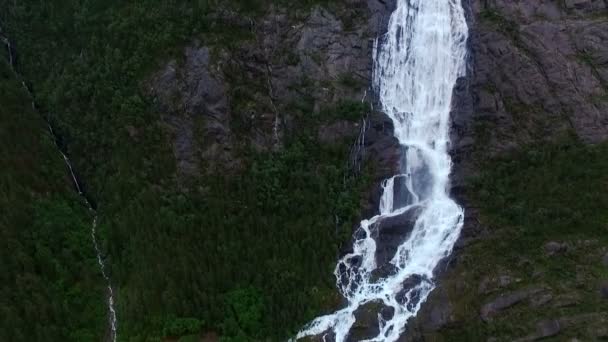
[360,111,401,217]
[348,300,392,341]
[363,111,400,179]
[544,241,568,256]
[420,285,456,331]
[393,275,431,316]
[480,288,542,322]
[301,330,336,342]
[369,264,399,283]
[565,0,606,13]
[373,205,423,266]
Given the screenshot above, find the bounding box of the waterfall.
[1,28,118,342]
[296,0,468,341]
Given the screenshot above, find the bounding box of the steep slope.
[0,1,400,340]
[406,1,608,340]
[2,0,607,341]
[0,59,106,340]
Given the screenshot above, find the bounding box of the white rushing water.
[1,31,118,342]
[296,0,468,341]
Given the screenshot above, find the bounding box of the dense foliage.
[1,1,369,340]
[0,60,106,341]
[441,138,608,340]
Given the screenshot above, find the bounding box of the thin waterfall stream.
[296,0,468,341]
[1,28,118,342]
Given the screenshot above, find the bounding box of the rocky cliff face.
[148,0,400,185]
[452,0,608,181]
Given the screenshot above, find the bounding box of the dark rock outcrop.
[148,0,400,181]
[149,45,235,176]
[372,205,422,266]
[514,319,561,341]
[544,241,569,256]
[467,0,608,150]
[348,300,394,341]
[480,288,543,322]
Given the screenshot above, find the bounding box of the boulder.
[544,241,568,256]
[552,293,582,308]
[347,300,393,341]
[535,319,561,339]
[373,205,423,266]
[480,288,542,322]
[478,274,516,294]
[529,292,553,308]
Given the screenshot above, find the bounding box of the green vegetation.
[436,138,608,340]
[111,129,369,340]
[0,60,106,341]
[317,100,367,122]
[163,317,203,338]
[479,9,521,45]
[3,1,607,341]
[1,1,371,340]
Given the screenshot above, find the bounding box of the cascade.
[296,0,468,340]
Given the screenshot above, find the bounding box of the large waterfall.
[296,0,468,341]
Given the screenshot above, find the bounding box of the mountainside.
[0,58,106,341]
[1,0,607,341]
[407,0,608,340]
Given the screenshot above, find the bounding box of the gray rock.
[148,1,399,179]
[529,292,553,308]
[552,293,582,308]
[536,319,561,338]
[369,264,399,282]
[372,205,423,266]
[452,0,608,165]
[544,241,568,256]
[149,45,235,176]
[480,288,542,322]
[418,285,457,332]
[601,281,608,299]
[514,319,561,342]
[478,274,516,294]
[602,253,608,267]
[348,300,393,342]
